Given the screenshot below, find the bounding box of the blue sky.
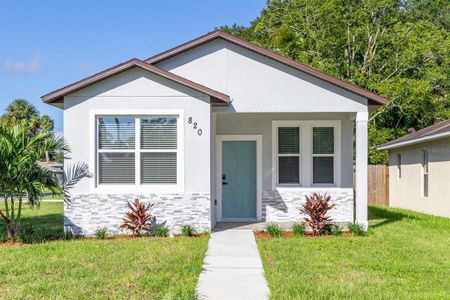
[0,0,265,135]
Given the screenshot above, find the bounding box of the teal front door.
[222,141,257,219]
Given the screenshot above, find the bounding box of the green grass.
[257,206,450,299]
[0,202,64,237]
[0,203,209,299]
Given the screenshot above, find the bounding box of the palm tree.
[1,99,54,135]
[2,99,39,122]
[0,123,66,239]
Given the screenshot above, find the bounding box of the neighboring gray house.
[42,30,386,235]
[378,120,450,218]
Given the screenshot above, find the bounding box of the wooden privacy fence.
[368,165,389,206]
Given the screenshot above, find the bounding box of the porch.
[211,112,368,228]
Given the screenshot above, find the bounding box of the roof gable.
[41,59,230,105]
[146,30,386,106]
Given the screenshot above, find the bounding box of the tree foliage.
[222,0,449,163]
[0,124,66,239]
[1,99,54,134]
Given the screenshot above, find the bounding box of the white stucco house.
[42,30,386,235]
[378,120,450,218]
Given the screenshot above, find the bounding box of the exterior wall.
[389,138,450,218]
[156,39,368,113]
[63,67,213,234]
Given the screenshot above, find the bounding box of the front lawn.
[0,203,209,299]
[257,206,450,299]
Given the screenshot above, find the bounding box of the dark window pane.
[313,157,334,184]
[98,117,135,149]
[313,127,334,154]
[278,127,299,154]
[99,153,135,184]
[141,117,177,150]
[278,156,299,184]
[141,153,177,184]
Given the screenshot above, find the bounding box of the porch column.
[355,111,368,229]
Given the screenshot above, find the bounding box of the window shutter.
[99,153,135,184]
[98,117,135,149]
[278,127,299,154]
[141,117,177,149]
[313,127,334,154]
[141,153,177,184]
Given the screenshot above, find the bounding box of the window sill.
[274,186,352,192]
[92,184,184,194]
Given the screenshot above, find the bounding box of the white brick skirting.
[262,189,354,223]
[65,193,211,236]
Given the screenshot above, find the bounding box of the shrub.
[0,230,7,243]
[348,223,366,236]
[34,228,48,243]
[120,198,154,236]
[18,225,35,244]
[154,225,170,237]
[300,193,335,236]
[181,225,196,237]
[292,224,305,236]
[331,225,343,236]
[63,230,75,240]
[266,224,282,238]
[95,227,108,239]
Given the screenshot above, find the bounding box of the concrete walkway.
[196,227,270,300]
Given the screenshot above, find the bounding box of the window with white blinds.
[140,117,177,184]
[277,127,300,184]
[97,116,178,185]
[312,127,334,184]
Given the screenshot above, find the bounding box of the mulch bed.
[254,230,353,239]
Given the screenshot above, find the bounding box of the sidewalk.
[196,228,270,300]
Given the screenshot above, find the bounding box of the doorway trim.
[215,135,262,222]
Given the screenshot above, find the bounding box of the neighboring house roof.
[378,119,450,150]
[146,30,387,106]
[37,161,64,173]
[41,59,230,105]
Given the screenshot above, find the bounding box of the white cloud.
[3,53,42,74]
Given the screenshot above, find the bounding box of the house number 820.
[188,117,202,136]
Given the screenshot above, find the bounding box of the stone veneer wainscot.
[262,189,354,223]
[65,193,211,235]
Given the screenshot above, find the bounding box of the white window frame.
[272,120,341,189]
[276,124,302,186]
[89,109,184,194]
[311,126,337,187]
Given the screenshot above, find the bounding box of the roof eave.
[377,131,450,150]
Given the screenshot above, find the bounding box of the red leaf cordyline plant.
[120,198,154,236]
[300,193,335,236]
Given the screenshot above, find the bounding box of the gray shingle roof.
[378,119,450,150]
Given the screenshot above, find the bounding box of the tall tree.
[222,0,450,163]
[1,99,54,135]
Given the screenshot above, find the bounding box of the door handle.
[222,181,229,185]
